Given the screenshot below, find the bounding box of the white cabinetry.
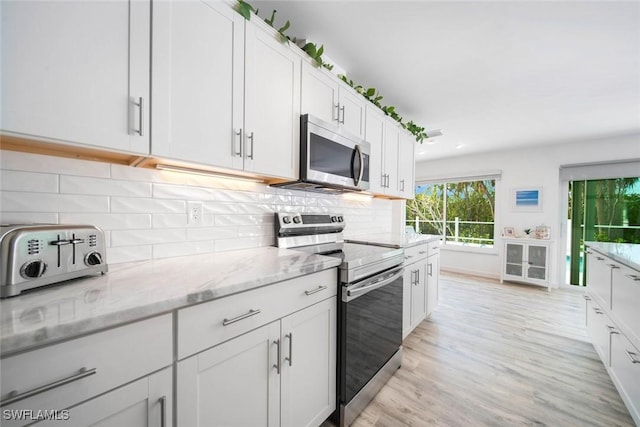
[153,2,300,179]
[364,105,385,194]
[300,62,365,138]
[1,0,150,154]
[501,239,552,289]
[0,314,173,427]
[382,122,400,196]
[397,131,416,198]
[402,244,429,338]
[585,244,640,425]
[176,269,337,427]
[426,242,441,316]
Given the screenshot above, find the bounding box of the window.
[407,179,496,247]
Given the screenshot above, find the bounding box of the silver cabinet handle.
[273,339,281,374]
[419,250,427,255]
[285,333,293,367]
[428,263,433,277]
[222,309,261,326]
[339,105,345,124]
[410,270,415,285]
[583,295,591,300]
[159,396,167,427]
[234,129,243,157]
[247,132,254,159]
[596,257,605,261]
[400,179,405,192]
[134,96,144,136]
[606,325,619,335]
[333,103,340,122]
[606,263,620,269]
[624,274,640,281]
[381,174,386,188]
[625,349,640,364]
[416,269,420,283]
[1,367,97,406]
[593,308,603,314]
[305,285,328,296]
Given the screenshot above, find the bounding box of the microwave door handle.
[353,145,364,186]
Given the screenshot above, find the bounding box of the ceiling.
[253,0,640,161]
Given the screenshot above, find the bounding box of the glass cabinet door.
[505,243,524,277]
[527,244,547,280]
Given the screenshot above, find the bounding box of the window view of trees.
[406,179,496,247]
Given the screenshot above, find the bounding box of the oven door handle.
[344,267,404,302]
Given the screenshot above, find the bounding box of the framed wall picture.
[511,187,542,212]
[503,227,515,237]
[534,225,551,239]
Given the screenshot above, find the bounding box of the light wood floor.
[333,273,635,427]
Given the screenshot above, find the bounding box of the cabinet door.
[177,321,281,427]
[526,244,548,281]
[504,242,525,279]
[338,88,365,139]
[609,331,640,424]
[364,105,385,194]
[585,297,612,365]
[586,250,613,308]
[611,266,640,349]
[427,254,440,316]
[281,297,336,427]
[38,368,172,427]
[410,262,427,328]
[397,131,416,198]
[383,121,400,196]
[152,0,244,169]
[244,22,301,179]
[1,0,149,154]
[300,62,339,125]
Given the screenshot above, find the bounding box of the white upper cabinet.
[364,105,385,194]
[152,2,300,180]
[397,131,416,198]
[244,20,301,179]
[152,0,244,170]
[383,120,401,196]
[300,62,365,138]
[1,0,150,154]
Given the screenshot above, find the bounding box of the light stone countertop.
[585,242,640,272]
[346,233,441,249]
[0,247,341,357]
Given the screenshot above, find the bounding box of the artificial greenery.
[234,0,430,143]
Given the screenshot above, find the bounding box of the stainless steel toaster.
[0,224,108,298]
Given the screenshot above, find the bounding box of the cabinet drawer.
[585,296,612,365]
[0,314,172,426]
[404,244,429,265]
[610,331,640,424]
[178,268,337,359]
[611,265,640,349]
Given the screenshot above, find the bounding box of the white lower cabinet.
[426,244,441,317]
[0,315,172,427]
[176,269,337,427]
[585,296,612,365]
[609,331,640,424]
[177,296,336,427]
[402,245,428,338]
[501,239,552,289]
[40,368,172,427]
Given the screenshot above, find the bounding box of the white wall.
[0,150,393,264]
[415,133,640,285]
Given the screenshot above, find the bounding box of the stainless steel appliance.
[271,114,371,194]
[0,224,107,298]
[275,213,403,426]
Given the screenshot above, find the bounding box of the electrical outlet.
[187,201,203,226]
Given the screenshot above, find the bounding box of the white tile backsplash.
[0,150,394,263]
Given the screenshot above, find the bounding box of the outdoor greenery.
[407,180,496,246]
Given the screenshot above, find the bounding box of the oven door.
[301,114,370,191]
[338,265,403,403]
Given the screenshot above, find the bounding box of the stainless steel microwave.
[272,114,371,193]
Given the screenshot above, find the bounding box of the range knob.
[282,216,291,224]
[20,260,47,279]
[84,251,104,266]
[331,216,337,222]
[337,216,344,222]
[292,216,302,224]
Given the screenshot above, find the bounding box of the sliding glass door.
[567,177,640,285]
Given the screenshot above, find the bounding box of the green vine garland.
[236,0,431,143]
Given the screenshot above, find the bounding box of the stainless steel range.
[0,224,108,298]
[275,213,404,426]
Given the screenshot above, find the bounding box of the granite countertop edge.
[0,247,341,357]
